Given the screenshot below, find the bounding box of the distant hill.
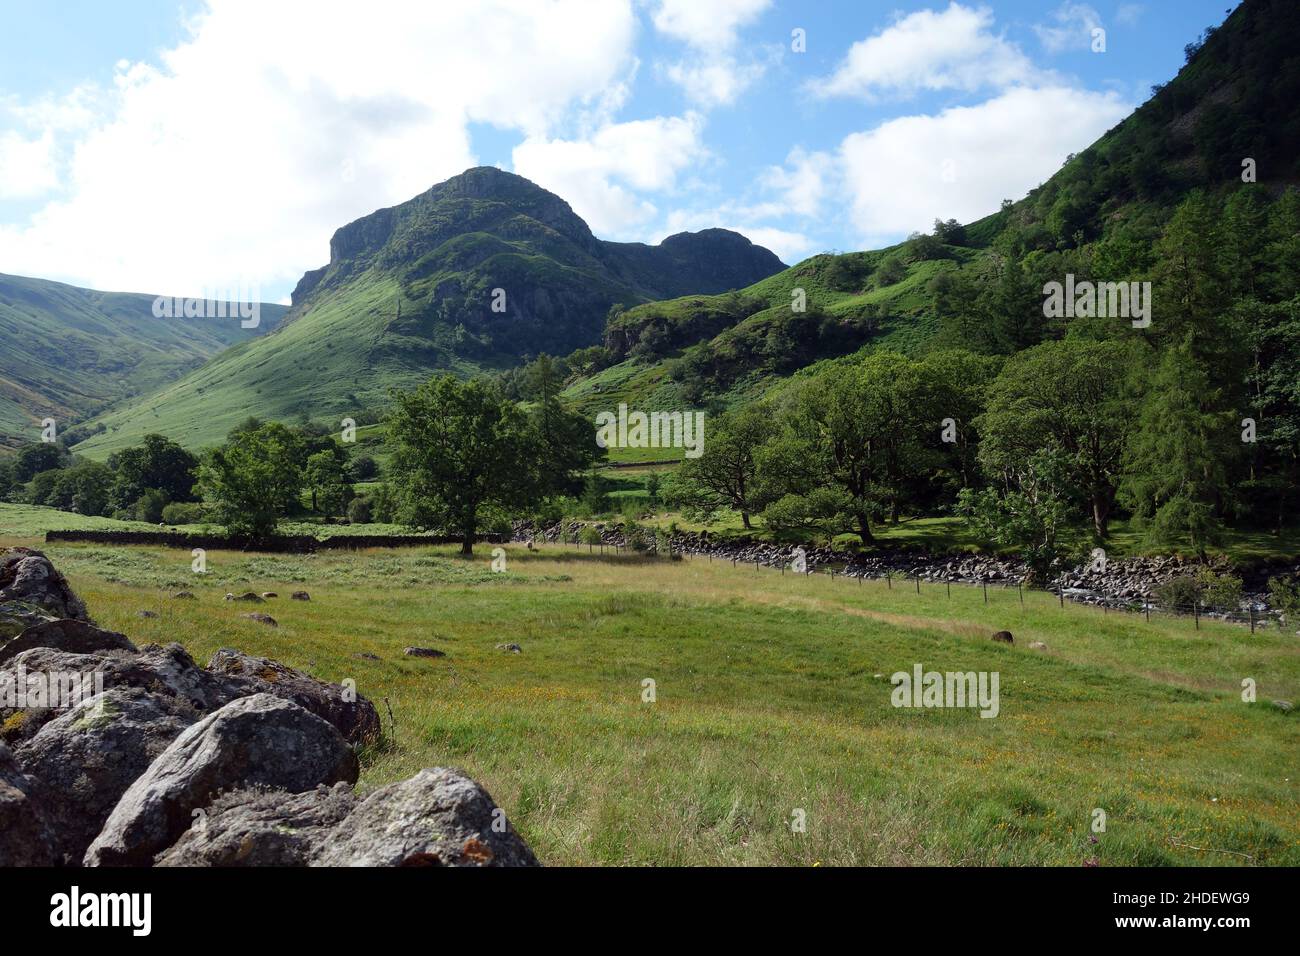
[0,273,286,448]
[73,167,783,456]
[564,0,1300,416]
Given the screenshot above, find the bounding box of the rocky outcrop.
[0,619,135,666]
[0,741,55,866]
[85,694,359,867]
[16,686,198,865]
[312,768,539,867]
[207,648,381,745]
[156,783,358,867]
[0,548,89,622]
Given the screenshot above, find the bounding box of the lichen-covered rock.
[311,767,539,867]
[206,648,381,745]
[0,741,55,866]
[155,783,357,866]
[0,548,89,621]
[16,686,198,865]
[85,694,358,866]
[0,619,136,666]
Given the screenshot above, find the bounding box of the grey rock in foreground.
[85,694,359,867]
[207,648,381,745]
[0,619,136,666]
[0,741,55,866]
[0,548,89,622]
[156,783,357,866]
[16,686,197,865]
[312,767,539,867]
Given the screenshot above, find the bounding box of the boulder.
[206,648,381,745]
[16,686,198,865]
[991,631,1014,644]
[404,647,445,658]
[240,613,277,627]
[496,643,522,654]
[85,694,359,867]
[156,783,357,867]
[0,619,136,666]
[1028,641,1048,650]
[291,591,311,601]
[171,592,196,600]
[0,601,57,641]
[225,592,264,603]
[0,548,89,622]
[261,592,278,599]
[311,767,539,867]
[0,741,56,866]
[1,643,251,747]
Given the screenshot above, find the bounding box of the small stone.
[226,592,264,603]
[291,591,311,601]
[172,591,196,600]
[495,643,522,654]
[241,613,277,627]
[991,631,1014,644]
[355,652,380,661]
[1028,641,1048,650]
[1273,700,1293,713]
[404,647,445,658]
[138,610,159,619]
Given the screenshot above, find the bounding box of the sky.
[0,0,1236,303]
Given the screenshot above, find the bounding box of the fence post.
[983,581,988,604]
[887,573,892,590]
[1144,598,1149,623]
[1194,601,1200,630]
[1249,606,1255,634]
[1018,583,1024,608]
[915,576,920,595]
[946,581,951,599]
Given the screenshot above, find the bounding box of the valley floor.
[4,533,1296,866]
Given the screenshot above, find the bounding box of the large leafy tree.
[388,375,544,555]
[977,339,1138,538]
[671,403,775,530]
[108,434,199,508]
[304,451,355,518]
[199,424,305,537]
[526,353,602,497]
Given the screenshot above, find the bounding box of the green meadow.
[5,528,1295,867]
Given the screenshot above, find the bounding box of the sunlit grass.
[6,533,1294,867]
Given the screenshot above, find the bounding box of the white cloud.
[1034,3,1104,54]
[837,85,1129,246]
[0,129,60,199]
[0,0,639,296]
[1115,4,1143,28]
[811,2,1041,100]
[512,113,708,237]
[651,0,771,49]
[758,147,834,218]
[651,0,773,107]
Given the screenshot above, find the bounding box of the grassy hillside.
[0,272,287,447]
[74,168,784,457]
[13,536,1295,866]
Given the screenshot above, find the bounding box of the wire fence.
[546,533,1291,634]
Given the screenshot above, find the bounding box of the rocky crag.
[0,547,538,867]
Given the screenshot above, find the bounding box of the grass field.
[4,530,1295,867]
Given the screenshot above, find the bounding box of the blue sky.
[0,0,1235,302]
